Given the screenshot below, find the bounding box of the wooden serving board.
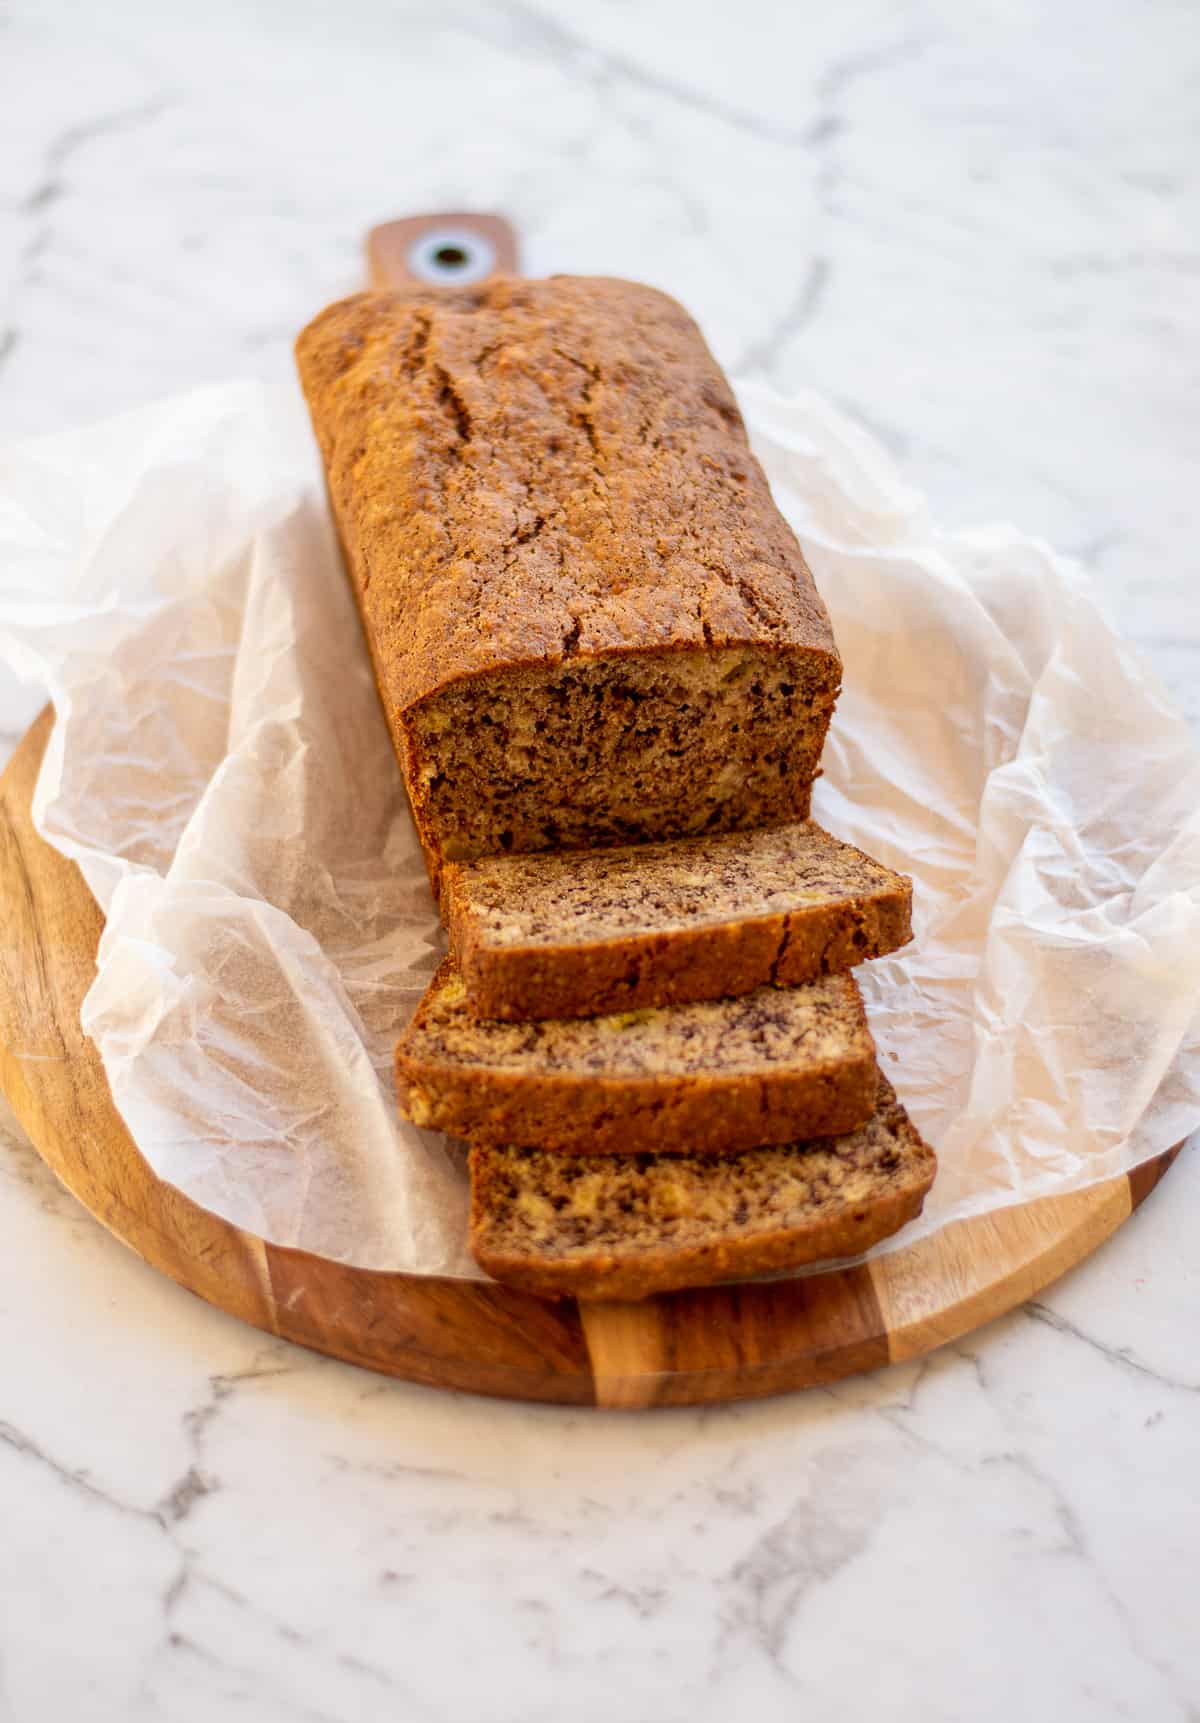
[0,710,1182,1407]
[0,215,1183,1406]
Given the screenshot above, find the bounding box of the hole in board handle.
[406,227,498,287]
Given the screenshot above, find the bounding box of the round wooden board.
[0,711,1183,1407]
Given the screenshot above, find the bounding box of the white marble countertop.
[1,2,1198,1719]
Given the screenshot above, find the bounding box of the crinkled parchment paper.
[1,379,1197,1277]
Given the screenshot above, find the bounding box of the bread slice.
[469,1074,936,1300]
[395,959,877,1156]
[443,821,912,1021]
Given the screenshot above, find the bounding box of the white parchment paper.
[1,378,1197,1277]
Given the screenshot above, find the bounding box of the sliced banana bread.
[295,278,840,887]
[469,1074,936,1300]
[395,959,877,1155]
[443,821,912,1021]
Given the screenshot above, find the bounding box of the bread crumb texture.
[469,1075,937,1297]
[445,821,910,949]
[399,959,872,1078]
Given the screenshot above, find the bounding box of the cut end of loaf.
[406,643,839,866]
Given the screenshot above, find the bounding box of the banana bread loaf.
[469,1073,936,1299]
[443,820,912,1020]
[395,959,877,1155]
[295,277,841,885]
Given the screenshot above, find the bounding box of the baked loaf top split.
[295,276,839,713]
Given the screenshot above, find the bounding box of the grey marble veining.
[1,2,1198,1718]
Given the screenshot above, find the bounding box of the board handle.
[366,212,520,290]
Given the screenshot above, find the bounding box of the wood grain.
[0,711,1183,1406]
[581,1268,890,1408]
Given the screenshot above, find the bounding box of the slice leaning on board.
[296,269,937,1301]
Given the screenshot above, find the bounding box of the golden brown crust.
[468,1075,937,1300]
[295,277,839,712]
[394,960,878,1155]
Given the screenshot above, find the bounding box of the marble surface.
[1,1,1198,1718]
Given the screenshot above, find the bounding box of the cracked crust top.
[294,276,838,714]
